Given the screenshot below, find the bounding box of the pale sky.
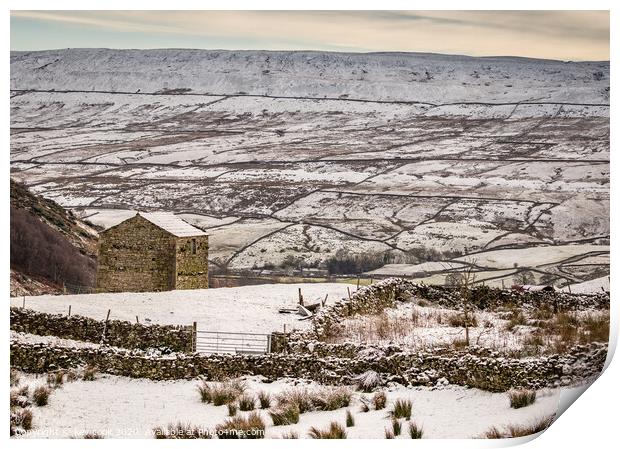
[10,10,610,61]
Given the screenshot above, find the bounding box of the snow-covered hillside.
[10,49,609,286]
[10,49,609,104]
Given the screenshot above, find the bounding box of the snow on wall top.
[9,48,610,104]
[139,212,208,238]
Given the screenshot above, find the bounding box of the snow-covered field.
[13,371,573,439]
[10,49,609,284]
[9,283,351,333]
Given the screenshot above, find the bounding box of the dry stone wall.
[10,307,193,353]
[10,338,606,392]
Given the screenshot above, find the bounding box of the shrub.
[390,399,412,420]
[270,404,300,426]
[83,365,97,381]
[33,385,51,406]
[258,391,271,409]
[372,391,387,410]
[508,389,536,409]
[216,412,265,439]
[384,428,394,439]
[408,421,424,439]
[346,410,355,427]
[227,403,237,417]
[66,370,79,382]
[308,421,347,439]
[392,418,402,436]
[153,422,212,439]
[10,386,31,408]
[354,370,382,392]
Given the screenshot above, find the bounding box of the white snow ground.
[13,372,571,439]
[9,283,351,333]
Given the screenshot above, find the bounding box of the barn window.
[191,238,197,255]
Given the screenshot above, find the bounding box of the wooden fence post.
[22,296,25,309]
[356,276,360,290]
[136,315,139,324]
[298,288,304,306]
[68,305,71,317]
[347,287,351,300]
[192,321,197,353]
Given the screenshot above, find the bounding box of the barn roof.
[138,212,208,237]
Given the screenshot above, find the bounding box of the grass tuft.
[372,391,387,410]
[308,421,347,439]
[227,403,237,417]
[216,411,265,439]
[346,409,355,427]
[392,418,402,436]
[390,399,412,420]
[408,421,424,439]
[508,389,536,409]
[33,385,51,406]
[258,391,271,409]
[269,405,300,426]
[153,422,212,439]
[83,365,97,381]
[238,394,256,411]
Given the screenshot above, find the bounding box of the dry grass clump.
[238,394,255,411]
[47,371,64,388]
[10,408,33,435]
[372,391,387,410]
[269,404,300,426]
[508,389,536,409]
[447,312,478,328]
[153,422,212,439]
[66,370,79,382]
[408,421,424,439]
[384,428,394,439]
[390,399,412,420]
[483,415,554,438]
[10,386,31,408]
[281,430,299,439]
[82,432,104,439]
[308,421,347,439]
[354,370,382,392]
[33,385,51,406]
[197,379,245,406]
[82,365,97,381]
[275,387,351,413]
[391,418,402,436]
[10,369,21,387]
[345,410,355,427]
[216,411,265,439]
[360,399,370,413]
[227,403,237,416]
[257,391,271,409]
[505,310,528,331]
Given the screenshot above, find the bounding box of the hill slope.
[10,49,609,287]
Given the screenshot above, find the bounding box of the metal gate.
[193,329,271,355]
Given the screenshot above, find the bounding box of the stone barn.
[96,212,209,292]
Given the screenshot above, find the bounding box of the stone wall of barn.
[96,215,176,292]
[175,235,209,290]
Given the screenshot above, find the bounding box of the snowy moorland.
[10,49,609,286]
